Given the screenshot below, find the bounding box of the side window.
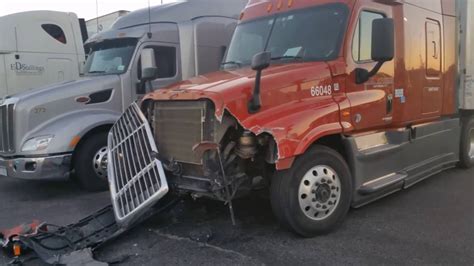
[41,24,67,44]
[138,46,177,79]
[352,11,384,62]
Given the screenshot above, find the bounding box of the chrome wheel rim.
[298,165,342,221]
[469,128,474,159]
[93,146,108,180]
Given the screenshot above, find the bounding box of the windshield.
[84,38,138,75]
[223,3,349,69]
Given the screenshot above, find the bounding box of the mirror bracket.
[355,61,384,84]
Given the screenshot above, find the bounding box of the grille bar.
[0,103,15,153]
[108,102,168,226]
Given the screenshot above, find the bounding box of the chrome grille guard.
[107,102,169,227]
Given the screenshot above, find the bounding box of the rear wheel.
[270,145,352,237]
[459,117,474,168]
[74,132,109,191]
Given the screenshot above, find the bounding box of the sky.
[0,0,178,20]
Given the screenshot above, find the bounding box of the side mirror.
[371,18,394,62]
[141,67,159,81]
[140,48,158,82]
[356,18,394,84]
[248,51,271,113]
[251,51,271,71]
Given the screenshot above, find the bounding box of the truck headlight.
[21,135,53,152]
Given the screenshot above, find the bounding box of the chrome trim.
[0,154,72,180]
[108,102,169,227]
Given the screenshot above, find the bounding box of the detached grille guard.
[107,102,169,227]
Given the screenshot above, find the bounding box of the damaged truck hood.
[144,62,344,169]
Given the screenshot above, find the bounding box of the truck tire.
[459,117,474,168]
[270,145,352,237]
[74,132,109,191]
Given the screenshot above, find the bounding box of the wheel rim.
[93,146,108,180]
[298,165,342,221]
[469,128,474,159]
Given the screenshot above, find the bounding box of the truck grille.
[0,103,15,153]
[153,101,213,165]
[108,102,168,226]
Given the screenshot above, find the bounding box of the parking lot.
[1,168,473,265]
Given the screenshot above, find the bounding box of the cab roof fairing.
[240,0,355,22]
[85,0,247,45]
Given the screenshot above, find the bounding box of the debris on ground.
[1,220,46,256]
[1,198,179,265]
[189,227,213,243]
[53,248,107,266]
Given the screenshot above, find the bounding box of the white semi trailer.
[0,11,86,98]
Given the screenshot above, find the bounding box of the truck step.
[357,172,407,195]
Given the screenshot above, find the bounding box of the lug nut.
[322,205,327,210]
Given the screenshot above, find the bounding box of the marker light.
[277,0,283,10]
[267,3,273,12]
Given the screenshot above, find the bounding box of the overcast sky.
[0,0,178,20]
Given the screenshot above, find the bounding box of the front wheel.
[73,132,109,191]
[270,145,352,237]
[459,117,474,168]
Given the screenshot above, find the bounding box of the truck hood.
[144,62,335,124]
[10,75,120,104]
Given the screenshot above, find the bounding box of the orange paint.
[69,136,81,148]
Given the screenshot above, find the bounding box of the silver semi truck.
[0,0,247,191]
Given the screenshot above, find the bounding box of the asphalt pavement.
[1,167,473,265]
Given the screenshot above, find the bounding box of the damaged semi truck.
[109,0,474,236]
[0,0,247,191]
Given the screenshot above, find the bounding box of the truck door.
[130,43,181,103]
[421,20,442,116]
[345,7,395,130]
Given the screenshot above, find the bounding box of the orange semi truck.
[107,0,474,236]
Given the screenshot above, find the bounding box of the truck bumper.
[0,154,72,180]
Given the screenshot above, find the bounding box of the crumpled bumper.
[0,154,72,180]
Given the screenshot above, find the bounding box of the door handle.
[387,94,393,114]
[432,41,438,59]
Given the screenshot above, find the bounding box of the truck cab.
[0,0,247,191]
[0,11,86,97]
[108,0,474,233]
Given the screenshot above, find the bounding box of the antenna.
[147,0,152,38]
[96,0,99,34]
